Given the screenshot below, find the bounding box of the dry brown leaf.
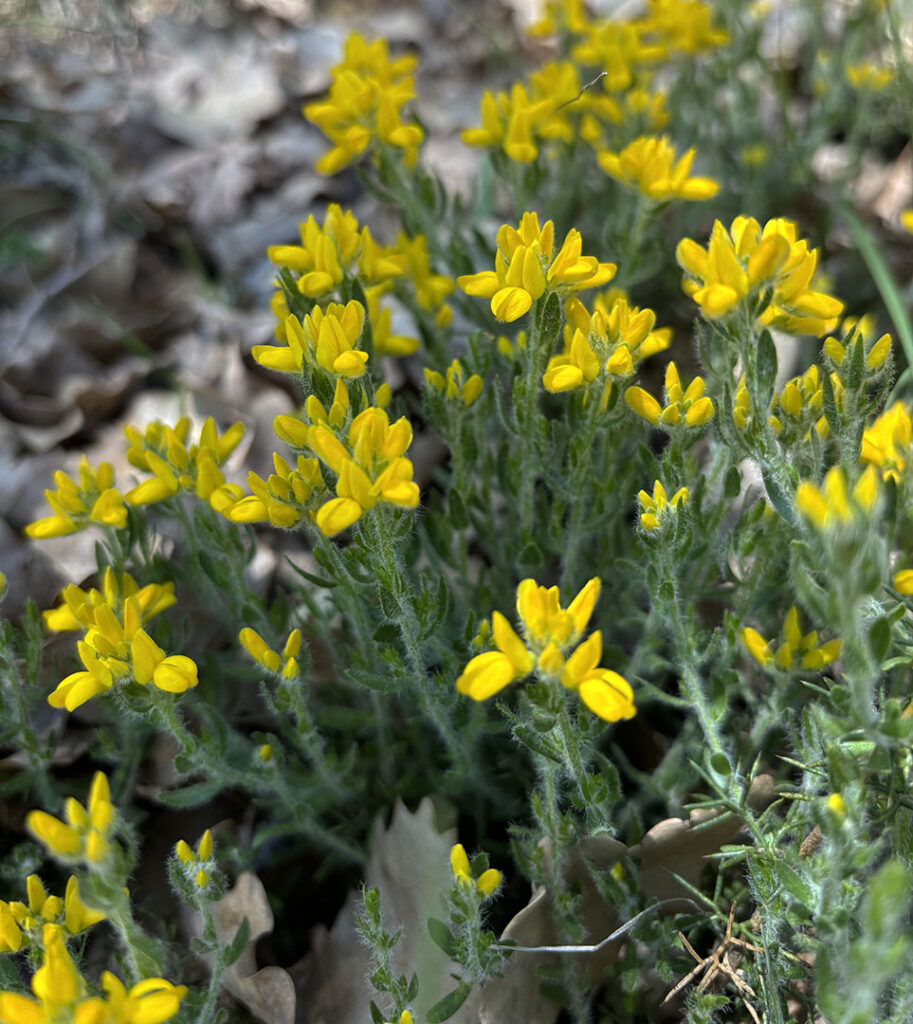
[480,836,628,1024]
[211,871,296,1024]
[480,775,775,1024]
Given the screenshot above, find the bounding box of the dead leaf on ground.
[211,870,297,1024]
[294,796,481,1024]
[480,775,776,1024]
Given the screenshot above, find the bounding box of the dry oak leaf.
[211,871,296,1024]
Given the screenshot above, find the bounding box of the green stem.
[561,385,606,592]
[662,558,732,772]
[519,302,548,535]
[367,514,475,782]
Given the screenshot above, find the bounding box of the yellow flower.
[175,829,215,891]
[1,875,105,948]
[902,209,913,234]
[268,205,405,304]
[894,569,913,594]
[543,293,668,401]
[24,457,127,539]
[597,135,719,201]
[93,973,188,1024]
[424,360,484,407]
[449,844,502,898]
[640,0,729,55]
[795,465,879,531]
[308,408,420,536]
[457,578,636,722]
[742,606,841,672]
[254,301,368,378]
[27,772,115,866]
[303,34,423,174]
[224,453,327,530]
[637,480,688,531]
[845,62,894,91]
[239,628,301,679]
[46,588,198,711]
[124,417,244,509]
[457,212,615,323]
[860,401,912,483]
[383,1013,415,1024]
[0,925,85,1023]
[823,318,891,375]
[826,792,847,821]
[676,216,843,335]
[769,364,841,441]
[528,0,590,37]
[43,569,175,633]
[624,361,714,428]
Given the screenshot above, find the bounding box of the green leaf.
[158,778,225,808]
[537,291,562,340]
[821,360,840,433]
[760,465,795,525]
[426,982,473,1023]
[868,615,892,662]
[225,916,251,967]
[723,464,741,500]
[772,861,817,912]
[755,329,778,403]
[427,917,457,957]
[449,489,468,530]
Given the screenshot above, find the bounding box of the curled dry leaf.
[211,871,296,1024]
[480,775,775,1024]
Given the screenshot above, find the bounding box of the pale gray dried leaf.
[295,797,481,1024]
[138,30,284,145]
[211,871,296,1024]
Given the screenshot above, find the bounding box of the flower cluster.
[268,204,404,303]
[0,875,104,952]
[25,457,127,539]
[255,301,369,379]
[457,578,636,722]
[823,319,892,380]
[543,292,670,401]
[768,364,842,442]
[625,361,714,429]
[239,627,302,679]
[0,924,185,1024]
[795,466,879,532]
[228,404,420,538]
[457,212,615,323]
[303,33,423,174]
[124,416,244,510]
[174,829,216,892]
[596,135,719,202]
[860,401,911,483]
[42,569,197,712]
[676,216,844,335]
[222,453,326,531]
[424,360,484,408]
[26,772,116,867]
[449,844,502,898]
[742,606,842,672]
[637,480,689,532]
